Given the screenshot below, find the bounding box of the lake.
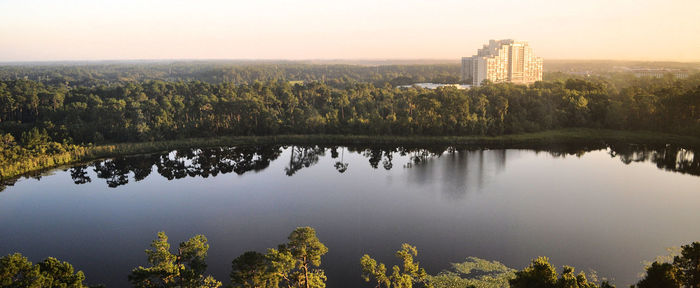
[1,144,699,287]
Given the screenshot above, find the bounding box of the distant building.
[461,39,543,86]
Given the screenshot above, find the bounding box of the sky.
[1,0,699,62]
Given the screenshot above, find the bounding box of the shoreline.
[2,128,699,182]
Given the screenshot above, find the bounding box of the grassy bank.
[2,128,699,181]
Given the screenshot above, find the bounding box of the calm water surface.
[1,145,699,287]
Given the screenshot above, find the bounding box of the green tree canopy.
[360,243,431,288]
[128,232,221,288]
[230,227,328,288]
[0,253,90,288]
[509,257,613,288]
[634,242,700,288]
[230,251,273,288]
[635,262,681,288]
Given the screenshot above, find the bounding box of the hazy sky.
[1,0,699,62]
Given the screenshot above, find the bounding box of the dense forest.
[2,226,700,288]
[2,61,697,87]
[1,74,699,141]
[543,59,700,74]
[0,62,462,87]
[0,63,699,180]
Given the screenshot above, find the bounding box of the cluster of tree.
[0,253,92,288]
[127,232,222,288]
[0,227,328,288]
[360,244,432,288]
[632,242,700,288]
[506,242,700,288]
[133,226,330,288]
[3,231,700,288]
[229,227,328,288]
[4,61,696,89]
[543,60,699,75]
[0,63,460,87]
[508,257,615,288]
[361,252,618,288]
[1,75,698,146]
[0,127,81,162]
[0,126,90,180]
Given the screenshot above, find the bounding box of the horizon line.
[2,58,700,65]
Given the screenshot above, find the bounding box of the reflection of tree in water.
[382,150,393,170]
[332,147,349,173]
[93,155,158,187]
[401,148,506,200]
[93,160,130,188]
[405,148,443,167]
[285,146,325,176]
[1,171,42,192]
[661,147,699,175]
[364,148,383,169]
[541,143,606,159]
[609,144,700,176]
[82,146,282,187]
[156,151,189,180]
[69,165,91,184]
[346,146,445,169]
[410,149,436,164]
[364,148,396,170]
[330,147,339,159]
[158,146,282,180]
[0,180,13,193]
[20,143,698,190]
[160,146,282,178]
[543,143,700,176]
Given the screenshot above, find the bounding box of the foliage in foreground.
[3,228,700,288]
[128,232,221,288]
[633,242,700,288]
[508,256,614,288]
[0,253,91,288]
[361,243,432,288]
[230,226,328,288]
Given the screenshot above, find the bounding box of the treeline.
[1,75,699,143]
[3,227,700,288]
[543,60,700,74]
[3,61,697,89]
[0,63,461,87]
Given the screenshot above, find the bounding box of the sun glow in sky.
[1,0,699,62]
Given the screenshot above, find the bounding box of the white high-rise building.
[461,39,543,86]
